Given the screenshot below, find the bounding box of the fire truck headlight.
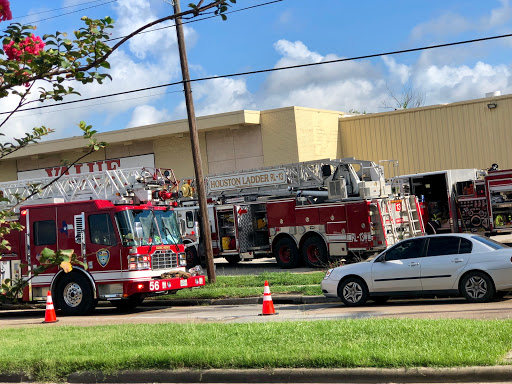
[324,269,333,279]
[129,255,151,270]
[179,253,187,267]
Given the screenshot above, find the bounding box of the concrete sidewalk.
[2,366,512,383]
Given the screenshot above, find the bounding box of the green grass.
[2,319,512,381]
[157,271,325,300]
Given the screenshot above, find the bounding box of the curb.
[0,295,339,311]
[3,366,512,383]
[141,294,339,307]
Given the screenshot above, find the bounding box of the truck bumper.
[125,275,206,297]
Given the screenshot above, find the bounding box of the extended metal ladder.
[203,157,389,199]
[0,167,178,209]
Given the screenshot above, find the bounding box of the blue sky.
[2,0,512,141]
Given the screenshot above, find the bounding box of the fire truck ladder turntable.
[0,167,179,210]
[190,158,423,241]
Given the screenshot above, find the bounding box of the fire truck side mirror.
[179,219,186,236]
[134,222,144,240]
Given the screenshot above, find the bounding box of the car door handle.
[452,258,464,263]
[408,262,420,267]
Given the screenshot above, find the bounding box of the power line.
[7,89,183,119]
[2,29,511,116]
[19,0,118,25]
[12,0,113,20]
[4,32,512,116]
[108,0,284,41]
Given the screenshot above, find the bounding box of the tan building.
[0,93,511,182]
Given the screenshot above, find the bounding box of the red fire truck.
[394,166,512,235]
[176,158,425,269]
[0,167,205,315]
[455,167,512,234]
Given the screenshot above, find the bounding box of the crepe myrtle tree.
[0,0,236,301]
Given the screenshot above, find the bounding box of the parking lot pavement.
[491,233,512,244]
[213,257,320,275]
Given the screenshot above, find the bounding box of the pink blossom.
[4,34,45,61]
[0,0,12,22]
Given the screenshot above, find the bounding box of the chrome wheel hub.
[465,276,487,299]
[63,282,83,308]
[343,282,363,303]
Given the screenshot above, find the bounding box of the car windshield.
[472,236,509,250]
[115,209,183,246]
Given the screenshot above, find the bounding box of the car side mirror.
[375,253,386,262]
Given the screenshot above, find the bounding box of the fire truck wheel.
[302,236,328,268]
[337,277,368,306]
[274,237,300,269]
[111,295,145,312]
[186,246,200,269]
[55,272,96,316]
[460,271,495,303]
[225,255,241,265]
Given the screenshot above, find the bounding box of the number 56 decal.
[149,281,161,291]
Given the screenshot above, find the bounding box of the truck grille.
[151,250,178,270]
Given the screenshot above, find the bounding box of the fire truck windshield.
[116,209,183,246]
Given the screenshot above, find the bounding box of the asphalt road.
[3,296,512,328]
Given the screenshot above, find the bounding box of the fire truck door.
[235,204,253,253]
[85,212,118,270]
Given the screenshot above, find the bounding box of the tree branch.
[0,0,229,92]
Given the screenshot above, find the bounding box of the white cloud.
[410,13,471,42]
[128,105,170,127]
[480,0,512,30]
[414,61,512,104]
[251,39,512,113]
[382,56,411,85]
[410,0,512,42]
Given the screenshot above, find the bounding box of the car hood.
[333,260,372,276]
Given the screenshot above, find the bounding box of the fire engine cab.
[176,158,425,269]
[0,167,206,315]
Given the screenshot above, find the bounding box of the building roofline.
[340,93,512,121]
[7,109,262,159]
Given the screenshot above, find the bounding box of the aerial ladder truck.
[0,167,205,315]
[176,158,425,269]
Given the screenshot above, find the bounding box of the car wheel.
[274,237,300,269]
[302,236,328,268]
[337,277,368,306]
[55,272,96,316]
[185,246,200,269]
[111,294,145,312]
[225,255,241,265]
[460,272,494,303]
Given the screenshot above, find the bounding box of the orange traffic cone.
[43,291,58,323]
[261,280,276,315]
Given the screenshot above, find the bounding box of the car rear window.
[426,237,460,256]
[472,236,509,250]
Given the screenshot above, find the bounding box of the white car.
[321,234,512,306]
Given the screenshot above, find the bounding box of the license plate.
[180,279,188,287]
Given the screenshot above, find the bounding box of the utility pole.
[173,0,216,283]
